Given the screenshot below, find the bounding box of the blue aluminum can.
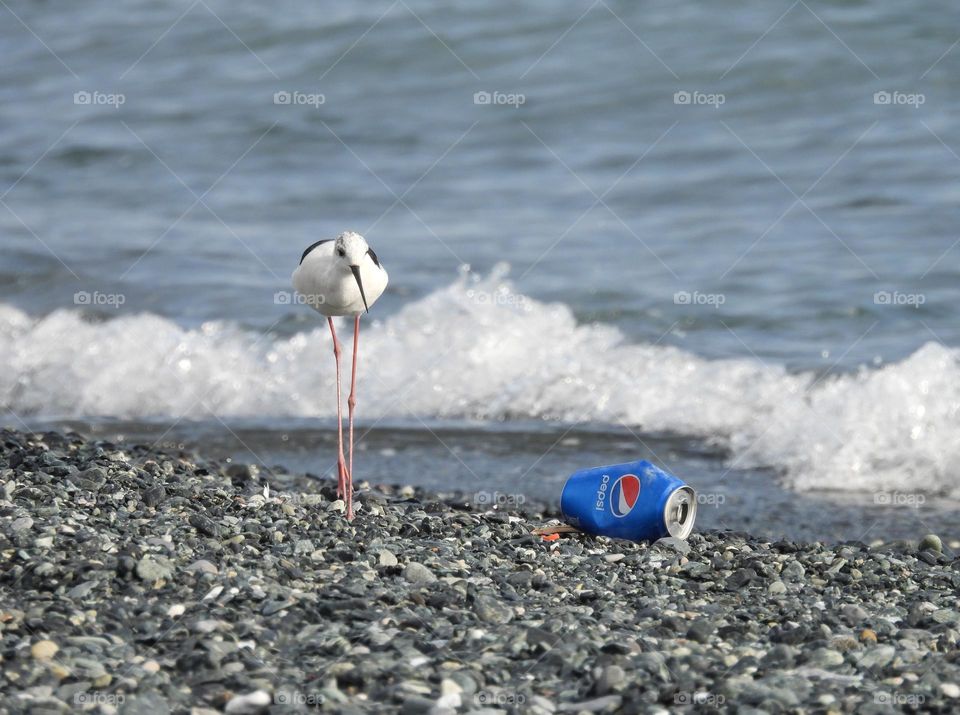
[560,460,696,542]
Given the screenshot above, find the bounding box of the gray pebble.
[556,695,623,712]
[136,555,174,582]
[687,619,714,644]
[654,536,691,555]
[595,665,626,695]
[403,562,436,584]
[474,595,512,625]
[142,485,167,508]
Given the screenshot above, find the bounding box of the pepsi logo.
[609,474,641,517]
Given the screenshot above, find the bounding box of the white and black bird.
[293,231,388,519]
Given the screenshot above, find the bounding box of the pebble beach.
[3,429,960,714]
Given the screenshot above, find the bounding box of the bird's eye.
[337,248,345,257]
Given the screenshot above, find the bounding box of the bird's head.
[335,231,371,312]
[334,231,369,266]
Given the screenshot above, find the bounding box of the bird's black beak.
[350,265,369,313]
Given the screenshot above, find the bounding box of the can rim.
[664,486,697,539]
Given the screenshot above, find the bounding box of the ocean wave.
[2,265,959,496]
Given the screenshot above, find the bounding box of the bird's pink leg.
[327,317,350,510]
[347,315,360,520]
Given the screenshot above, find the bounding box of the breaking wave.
[2,265,959,496]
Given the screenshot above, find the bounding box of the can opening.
[664,486,697,539]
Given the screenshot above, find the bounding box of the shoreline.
[15,415,960,546]
[2,429,959,713]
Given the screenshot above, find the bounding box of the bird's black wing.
[300,239,333,265]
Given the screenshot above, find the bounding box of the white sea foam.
[2,265,959,495]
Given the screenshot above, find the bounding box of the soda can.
[560,459,696,542]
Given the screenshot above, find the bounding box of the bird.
[292,231,388,519]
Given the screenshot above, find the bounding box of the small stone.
[596,665,626,695]
[189,513,220,538]
[142,485,167,508]
[841,604,868,625]
[400,695,433,714]
[167,604,186,618]
[11,516,33,531]
[31,640,59,660]
[262,599,295,616]
[654,537,691,555]
[143,660,161,674]
[831,636,860,652]
[556,695,622,712]
[187,560,218,575]
[726,568,759,588]
[529,695,556,712]
[403,562,436,584]
[136,556,173,582]
[225,690,271,714]
[67,581,97,599]
[440,679,462,697]
[919,534,942,553]
[860,628,878,644]
[781,560,805,581]
[806,648,844,668]
[826,557,847,574]
[762,644,796,668]
[192,619,226,634]
[768,580,787,595]
[858,644,895,669]
[378,549,399,567]
[435,692,461,710]
[219,462,254,484]
[474,595,512,625]
[941,683,960,699]
[932,609,960,625]
[125,691,171,715]
[686,619,714,644]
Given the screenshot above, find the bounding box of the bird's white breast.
[292,246,388,317]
